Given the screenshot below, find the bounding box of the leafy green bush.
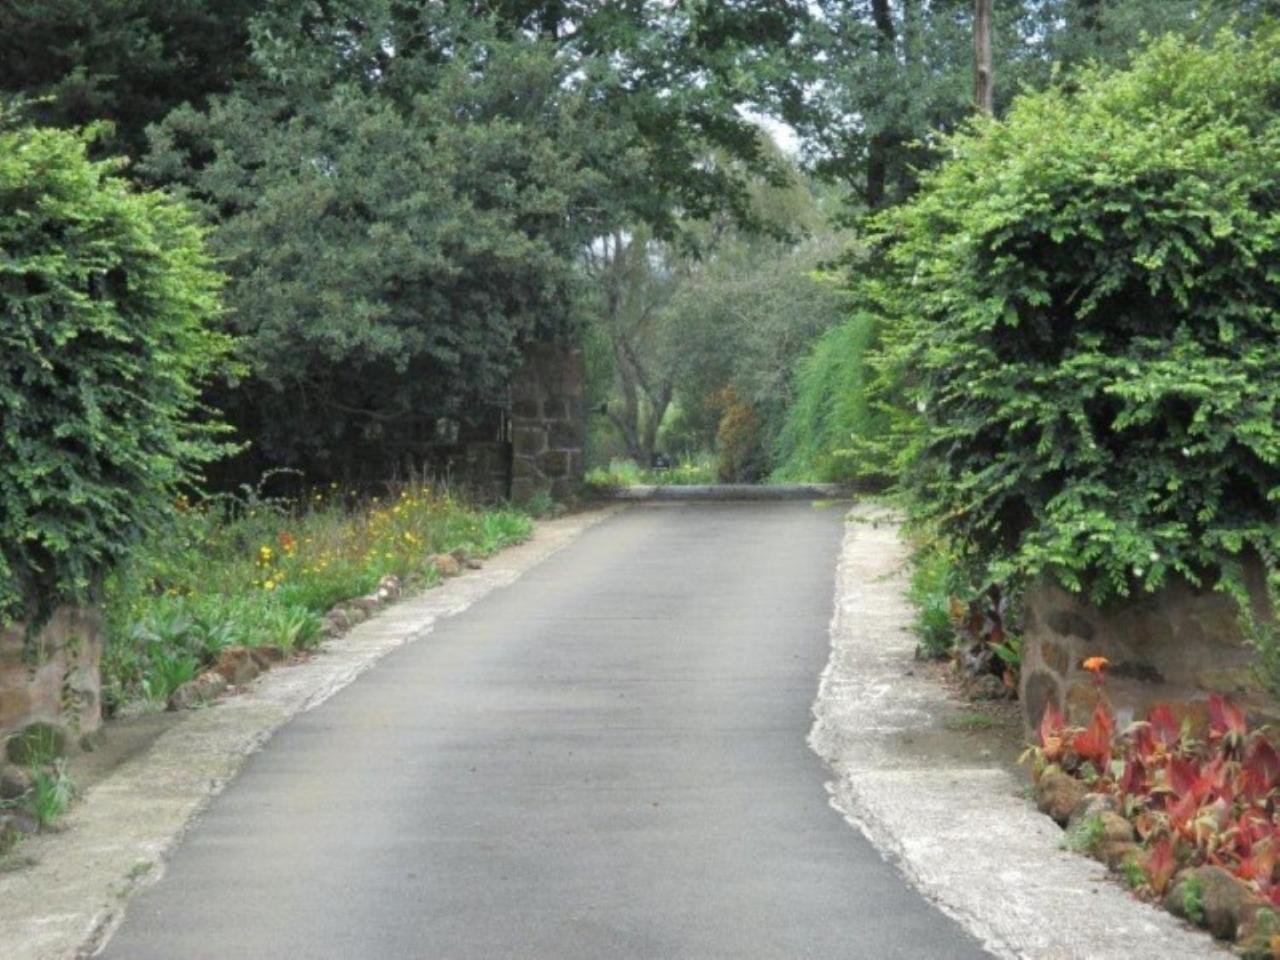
[0,119,232,623]
[868,30,1280,603]
[908,545,960,659]
[773,313,889,485]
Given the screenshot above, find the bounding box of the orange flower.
[1082,656,1109,674]
[278,532,297,555]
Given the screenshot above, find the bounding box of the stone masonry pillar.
[509,343,586,503]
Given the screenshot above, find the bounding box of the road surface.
[101,502,989,960]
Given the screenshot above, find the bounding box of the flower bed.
[102,484,533,714]
[1028,665,1280,956]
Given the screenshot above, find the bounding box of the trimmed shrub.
[868,31,1280,602]
[0,120,233,622]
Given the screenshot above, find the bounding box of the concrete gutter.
[0,506,621,960]
[809,506,1224,960]
[601,483,849,501]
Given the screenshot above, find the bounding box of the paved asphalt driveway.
[101,502,989,959]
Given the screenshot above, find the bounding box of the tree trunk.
[866,0,897,209]
[974,0,994,114]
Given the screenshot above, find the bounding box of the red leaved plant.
[1032,693,1280,905]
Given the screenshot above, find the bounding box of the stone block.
[1021,572,1273,732]
[1021,668,1061,733]
[0,607,103,744]
[1040,638,1072,677]
[511,398,541,420]
[548,420,585,450]
[539,450,571,479]
[1063,679,1105,726]
[512,426,547,457]
[510,477,547,505]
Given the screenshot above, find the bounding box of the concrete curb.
[599,483,850,501]
[808,507,1224,960]
[0,507,622,960]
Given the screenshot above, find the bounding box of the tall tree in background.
[0,0,259,156]
[138,1,813,479]
[795,0,1276,211]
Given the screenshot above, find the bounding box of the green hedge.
[867,30,1280,602]
[0,120,233,622]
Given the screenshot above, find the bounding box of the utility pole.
[974,0,993,114]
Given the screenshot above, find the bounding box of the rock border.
[808,507,1224,960]
[0,506,620,960]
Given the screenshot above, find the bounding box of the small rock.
[967,674,1007,701]
[213,647,261,686]
[5,722,69,765]
[322,609,350,636]
[0,815,16,853]
[377,574,402,601]
[341,604,370,625]
[1,809,39,837]
[1098,839,1140,870]
[1164,865,1264,940]
[1067,792,1118,832]
[249,646,284,670]
[1097,812,1135,845]
[167,671,228,711]
[463,557,483,570]
[1237,907,1280,956]
[349,595,381,615]
[431,554,462,577]
[1035,766,1089,825]
[0,764,34,801]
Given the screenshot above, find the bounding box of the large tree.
[143,1,810,479]
[0,0,260,156]
[795,0,1276,210]
[144,19,606,477]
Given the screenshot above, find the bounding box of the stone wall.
[1,608,103,750]
[509,343,586,503]
[1020,573,1275,735]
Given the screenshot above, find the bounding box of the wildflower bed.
[102,484,532,714]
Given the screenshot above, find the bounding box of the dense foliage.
[144,28,600,474]
[0,122,232,621]
[867,30,1280,602]
[798,0,1277,210]
[0,0,259,156]
[772,313,887,484]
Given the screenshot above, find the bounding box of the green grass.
[27,761,73,829]
[907,545,959,659]
[585,454,716,489]
[1062,814,1106,855]
[944,712,996,732]
[102,483,533,712]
